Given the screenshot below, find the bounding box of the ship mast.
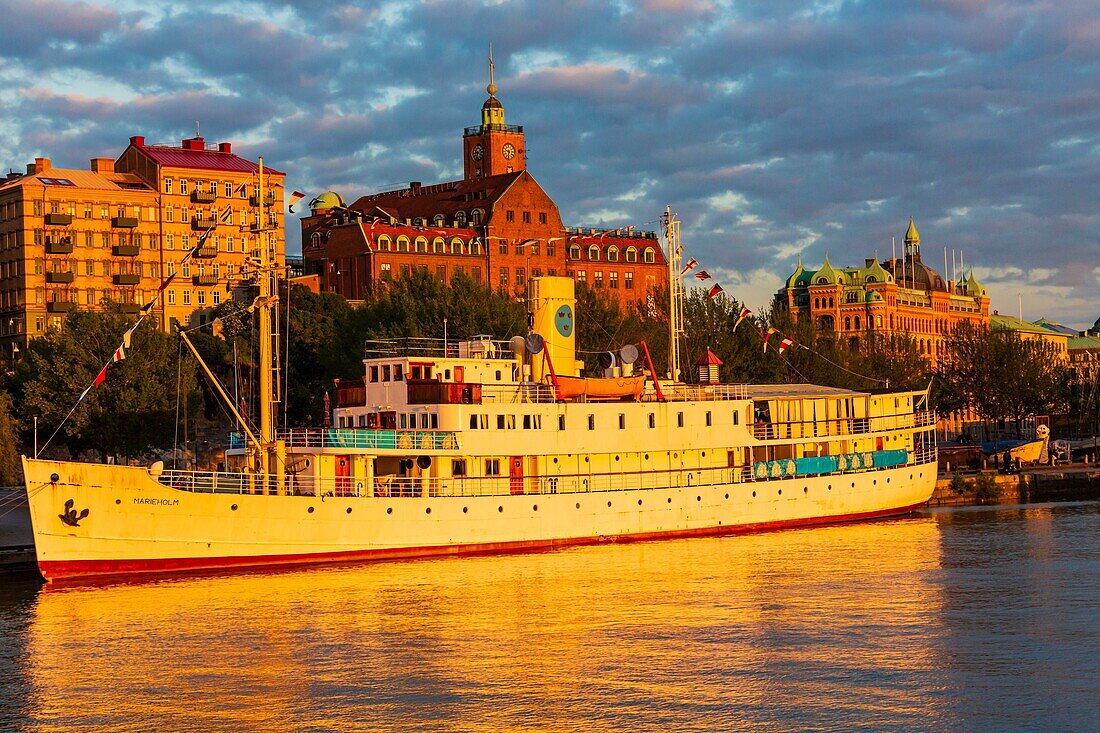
[255,157,284,490]
[663,205,683,382]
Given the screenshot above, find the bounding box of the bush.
[974,472,999,502]
[950,473,969,496]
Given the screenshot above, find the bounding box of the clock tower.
[463,47,526,180]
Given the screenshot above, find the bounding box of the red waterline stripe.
[38,502,927,583]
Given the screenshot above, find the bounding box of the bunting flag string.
[733,306,751,332]
[694,270,712,281]
[287,190,307,213]
[762,327,779,352]
[678,258,698,278]
[707,283,724,299]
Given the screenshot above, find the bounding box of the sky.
[1,0,1098,328]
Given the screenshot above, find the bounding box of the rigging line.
[174,339,183,468]
[800,344,890,385]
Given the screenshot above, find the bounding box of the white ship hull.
[23,456,935,582]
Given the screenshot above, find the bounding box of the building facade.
[0,137,285,360]
[302,78,667,307]
[775,218,990,366]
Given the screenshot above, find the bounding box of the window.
[677,412,684,427]
[522,211,531,223]
[183,290,191,305]
[609,272,619,289]
[558,415,566,431]
[648,413,655,429]
[180,179,188,195]
[225,182,232,198]
[499,268,508,287]
[625,247,637,263]
[164,178,173,194]
[213,290,221,305]
[618,414,626,430]
[569,244,581,259]
[576,270,586,283]
[705,411,712,426]
[497,414,506,430]
[539,212,547,224]
[369,366,379,383]
[506,210,515,222]
[625,271,634,289]
[485,459,501,476]
[593,271,604,288]
[643,247,655,264]
[588,245,600,261]
[452,460,467,477]
[587,414,595,430]
[732,410,739,425]
[382,365,391,381]
[607,246,619,262]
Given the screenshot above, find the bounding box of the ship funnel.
[529,276,580,380]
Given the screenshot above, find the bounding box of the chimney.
[90,157,115,174]
[130,135,145,147]
[218,142,232,153]
[183,137,205,150]
[34,157,51,172]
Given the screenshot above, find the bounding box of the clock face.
[502,143,516,160]
[471,144,484,161]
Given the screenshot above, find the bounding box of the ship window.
[370,366,379,383]
[677,412,684,428]
[431,414,438,429]
[412,366,422,380]
[444,369,451,380]
[394,365,404,381]
[558,415,566,431]
[497,415,506,430]
[732,411,739,425]
[399,414,406,429]
[618,414,626,429]
[523,415,532,429]
[705,411,712,426]
[470,415,479,429]
[382,365,391,381]
[587,414,595,430]
[453,460,466,476]
[496,370,502,380]
[505,415,516,429]
[485,459,500,476]
[648,413,655,429]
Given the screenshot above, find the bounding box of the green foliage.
[0,390,21,485]
[974,471,999,501]
[935,321,1071,426]
[949,472,969,496]
[11,309,199,461]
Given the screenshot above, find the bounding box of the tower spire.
[487,43,497,97]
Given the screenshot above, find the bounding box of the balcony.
[112,216,138,228]
[45,238,73,255]
[113,244,140,257]
[193,247,217,259]
[192,274,218,287]
[114,273,141,286]
[192,217,216,231]
[44,213,73,226]
[191,190,217,204]
[118,303,142,314]
[46,301,74,313]
[249,192,277,207]
[46,271,74,284]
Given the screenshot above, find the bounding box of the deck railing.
[157,447,937,499]
[751,409,936,440]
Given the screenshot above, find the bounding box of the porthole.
[702,451,706,457]
[231,503,238,511]
[307,506,315,514]
[615,455,620,462]
[463,507,468,513]
[585,457,590,463]
[498,506,504,513]
[553,457,558,463]
[576,502,581,509]
[828,484,832,491]
[533,504,538,511]
[607,501,612,507]
[346,507,352,514]
[725,493,729,499]
[873,480,877,486]
[115,499,121,505]
[886,478,891,484]
[425,507,431,514]
[778,489,782,496]
[752,491,757,497]
[667,497,672,503]
[637,499,642,506]
[644,453,650,460]
[851,482,856,488]
[696,495,701,502]
[387,507,393,514]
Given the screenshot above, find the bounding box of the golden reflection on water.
[18,517,950,732]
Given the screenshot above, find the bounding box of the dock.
[0,489,37,574]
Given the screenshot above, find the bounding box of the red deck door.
[335,455,351,496]
[509,457,524,495]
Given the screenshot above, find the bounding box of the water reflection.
[3,504,1099,732]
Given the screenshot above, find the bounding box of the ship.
[21,203,938,583]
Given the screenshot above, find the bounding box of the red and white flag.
[288,191,308,213]
[763,327,779,352]
[707,283,724,298]
[777,337,794,355]
[733,306,751,332]
[679,258,698,278]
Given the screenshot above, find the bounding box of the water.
[2,502,1099,732]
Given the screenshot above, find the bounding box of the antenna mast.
[663,205,683,381]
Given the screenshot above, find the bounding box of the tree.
[12,309,200,461]
[0,390,21,485]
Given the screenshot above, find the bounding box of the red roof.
[128,137,284,175]
[694,349,723,366]
[350,171,525,220]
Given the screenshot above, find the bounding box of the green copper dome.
[905,216,920,245]
[812,254,844,285]
[965,270,988,298]
[861,257,893,284]
[786,256,805,288]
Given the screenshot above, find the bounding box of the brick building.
[0,136,285,360]
[775,218,990,366]
[302,77,667,306]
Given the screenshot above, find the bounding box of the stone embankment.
[930,465,1100,506]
